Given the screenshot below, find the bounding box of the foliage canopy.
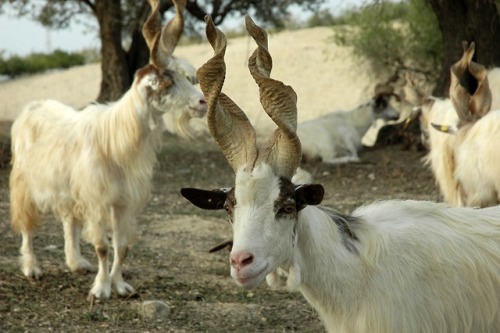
[333,0,442,83]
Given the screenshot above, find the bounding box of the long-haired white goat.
[181,17,500,333]
[9,0,207,301]
[409,42,500,207]
[298,86,400,164]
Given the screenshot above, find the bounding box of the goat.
[181,17,500,333]
[408,42,500,207]
[161,56,207,138]
[298,87,400,164]
[9,0,207,301]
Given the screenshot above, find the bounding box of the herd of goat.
[7,0,500,332]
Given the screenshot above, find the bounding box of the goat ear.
[296,184,324,206]
[180,188,227,210]
[373,94,389,111]
[208,239,233,253]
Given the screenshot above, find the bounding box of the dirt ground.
[0,133,440,333]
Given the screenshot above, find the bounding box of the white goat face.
[229,164,298,288]
[136,64,207,117]
[135,64,207,138]
[181,163,324,289]
[372,94,400,121]
[165,58,207,119]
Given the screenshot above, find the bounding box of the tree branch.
[79,0,96,15]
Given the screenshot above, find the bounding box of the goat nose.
[230,251,254,270]
[200,97,207,105]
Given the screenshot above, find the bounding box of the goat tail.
[10,168,40,233]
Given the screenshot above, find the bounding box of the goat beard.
[166,110,196,139]
[265,246,302,291]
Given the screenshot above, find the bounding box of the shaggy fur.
[183,163,500,332]
[184,15,500,332]
[10,63,206,300]
[420,97,461,205]
[420,68,500,207]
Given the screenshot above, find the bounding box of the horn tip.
[245,15,254,25]
[245,15,259,32]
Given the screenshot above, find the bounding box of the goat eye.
[187,75,198,85]
[279,204,295,215]
[224,203,232,215]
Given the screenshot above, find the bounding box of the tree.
[0,0,324,102]
[334,0,500,97]
[333,0,443,91]
[427,0,500,96]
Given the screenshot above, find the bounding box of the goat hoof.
[114,281,136,297]
[86,293,105,304]
[89,283,112,301]
[74,267,91,275]
[23,267,42,280]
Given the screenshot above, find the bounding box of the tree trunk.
[125,1,152,85]
[427,0,500,97]
[95,0,130,103]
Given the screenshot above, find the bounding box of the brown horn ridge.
[197,16,301,178]
[196,16,258,172]
[245,16,301,179]
[142,0,186,69]
[467,55,491,120]
[450,41,492,126]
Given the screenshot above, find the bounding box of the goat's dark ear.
[180,188,227,210]
[374,93,389,111]
[296,184,324,206]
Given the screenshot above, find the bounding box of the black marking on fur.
[319,206,359,253]
[275,178,298,218]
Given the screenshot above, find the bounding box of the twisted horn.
[159,0,186,59]
[142,0,185,69]
[467,57,492,120]
[450,41,492,125]
[245,16,301,179]
[450,41,475,123]
[197,16,258,172]
[142,0,162,61]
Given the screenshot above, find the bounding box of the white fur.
[420,97,461,205]
[298,98,399,164]
[10,62,206,300]
[229,164,500,332]
[291,167,313,184]
[421,69,500,207]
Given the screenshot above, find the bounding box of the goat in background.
[407,42,500,207]
[181,17,500,333]
[298,86,400,164]
[9,0,206,301]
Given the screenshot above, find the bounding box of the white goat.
[409,42,500,207]
[298,89,400,164]
[162,56,207,137]
[181,17,500,333]
[9,0,207,301]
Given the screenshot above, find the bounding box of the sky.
[0,0,367,57]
